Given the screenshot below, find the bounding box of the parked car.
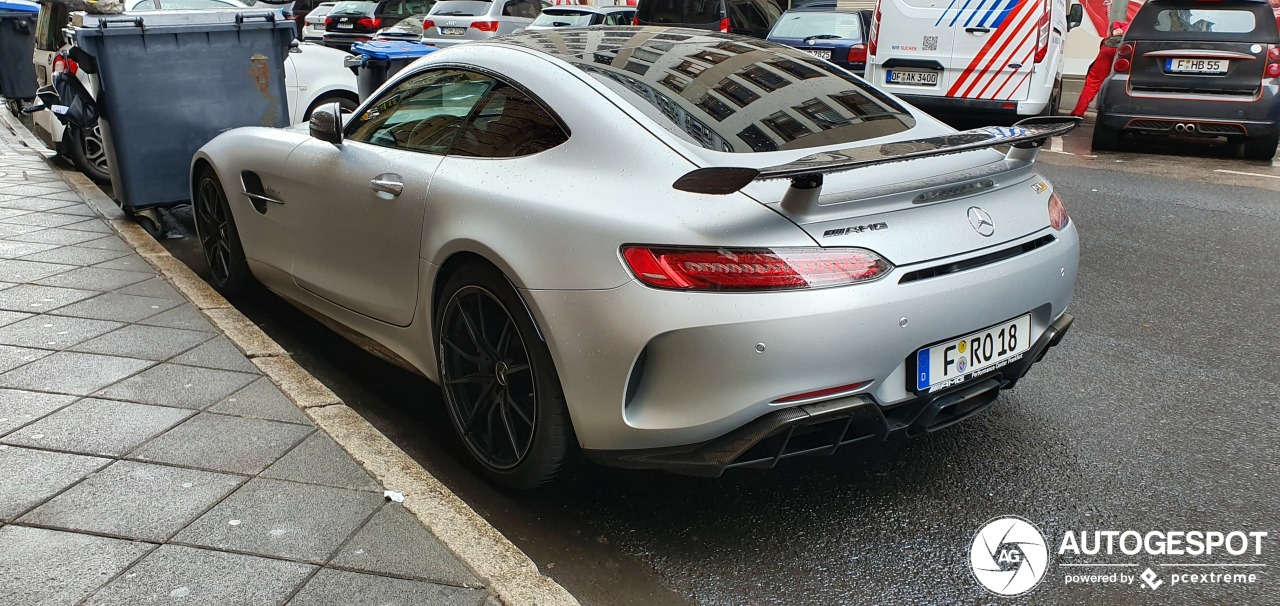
[373,14,431,40]
[323,0,433,51]
[526,5,634,30]
[634,0,782,38]
[1093,0,1280,159]
[766,5,870,76]
[302,1,339,40]
[190,27,1079,488]
[419,0,541,48]
[31,0,357,184]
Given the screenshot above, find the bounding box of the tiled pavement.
[0,124,490,604]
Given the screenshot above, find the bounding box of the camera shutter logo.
[971,516,1049,596]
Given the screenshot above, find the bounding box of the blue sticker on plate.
[916,348,930,390]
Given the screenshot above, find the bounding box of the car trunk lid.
[739,152,1053,265]
[1128,39,1266,95]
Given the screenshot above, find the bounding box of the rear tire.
[1091,122,1121,151]
[1042,76,1063,116]
[1242,132,1278,161]
[192,166,257,297]
[435,262,575,489]
[67,124,111,185]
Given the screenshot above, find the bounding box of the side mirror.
[309,102,344,145]
[289,38,302,53]
[1067,3,1083,30]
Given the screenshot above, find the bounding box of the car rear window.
[638,0,721,25]
[558,35,915,153]
[330,1,375,15]
[431,0,492,16]
[770,10,863,40]
[1152,9,1255,33]
[533,9,596,27]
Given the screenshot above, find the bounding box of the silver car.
[420,0,540,47]
[190,28,1080,488]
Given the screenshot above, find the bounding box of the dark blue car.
[766,5,871,76]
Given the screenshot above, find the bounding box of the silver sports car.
[191,27,1081,488]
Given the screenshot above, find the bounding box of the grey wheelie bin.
[0,0,39,112]
[71,10,294,218]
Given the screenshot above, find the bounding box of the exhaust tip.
[1175,123,1186,132]
[1186,123,1197,132]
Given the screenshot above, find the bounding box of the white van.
[866,0,1084,116]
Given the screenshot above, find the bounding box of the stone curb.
[9,113,579,606]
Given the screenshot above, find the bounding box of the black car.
[766,6,871,76]
[1094,0,1280,159]
[635,0,783,39]
[323,0,433,50]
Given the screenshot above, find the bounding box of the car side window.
[502,0,539,18]
[346,70,495,155]
[448,83,569,158]
[132,0,157,9]
[607,11,635,26]
[382,0,404,16]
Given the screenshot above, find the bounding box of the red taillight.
[773,381,872,404]
[1267,45,1280,79]
[847,43,867,63]
[1113,58,1131,73]
[719,17,730,32]
[632,14,639,26]
[1269,46,1280,61]
[471,20,499,31]
[324,16,334,27]
[1118,42,1134,57]
[621,246,892,291]
[422,19,435,30]
[1048,192,1069,231]
[357,17,381,28]
[1268,62,1280,78]
[1033,10,1050,63]
[52,55,77,75]
[867,6,881,57]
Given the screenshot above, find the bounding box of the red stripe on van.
[954,2,1038,98]
[947,0,1037,97]
[973,35,1034,98]
[988,51,1034,99]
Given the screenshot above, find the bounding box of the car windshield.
[330,1,376,15]
[770,10,862,40]
[532,9,594,27]
[431,0,492,16]
[1153,9,1255,34]
[311,3,337,15]
[638,0,720,25]
[512,29,914,153]
[387,15,427,30]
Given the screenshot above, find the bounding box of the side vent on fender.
[240,171,282,214]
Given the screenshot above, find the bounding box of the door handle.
[965,27,990,33]
[369,174,403,198]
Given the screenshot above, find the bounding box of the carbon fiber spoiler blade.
[673,116,1082,196]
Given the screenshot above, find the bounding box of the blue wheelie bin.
[347,40,435,101]
[71,10,294,215]
[0,0,39,112]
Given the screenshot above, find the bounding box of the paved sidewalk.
[0,126,492,603]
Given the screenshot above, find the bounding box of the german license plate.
[915,314,1031,392]
[337,23,353,29]
[802,49,831,60]
[442,27,466,35]
[1166,58,1228,74]
[887,69,939,85]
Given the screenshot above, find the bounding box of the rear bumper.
[322,33,374,51]
[1098,77,1280,137]
[583,313,1073,476]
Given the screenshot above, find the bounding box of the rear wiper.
[436,11,474,16]
[804,34,842,41]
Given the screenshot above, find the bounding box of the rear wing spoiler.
[672,116,1082,201]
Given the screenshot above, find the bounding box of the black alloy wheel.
[193,168,255,296]
[436,263,573,489]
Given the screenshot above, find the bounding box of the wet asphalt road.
[156,126,1279,605]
